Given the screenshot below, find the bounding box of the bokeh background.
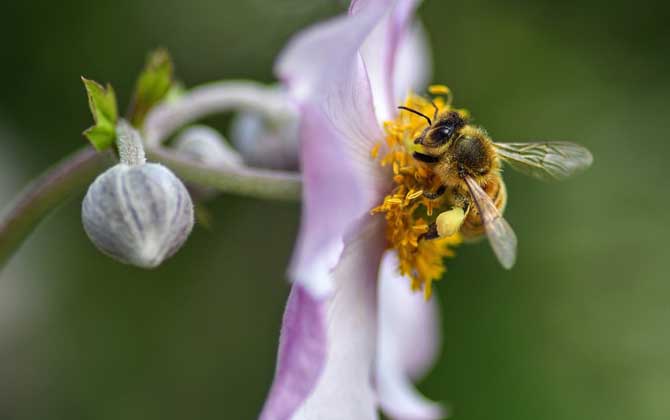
[1,0,669,419]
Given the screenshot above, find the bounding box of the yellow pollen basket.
[371,86,463,300]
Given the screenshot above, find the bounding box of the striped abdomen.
[460,175,507,239]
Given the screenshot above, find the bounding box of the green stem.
[147,147,301,201]
[0,144,302,271]
[0,147,109,269]
[0,81,304,270]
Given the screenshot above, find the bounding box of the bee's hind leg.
[423,185,446,200]
[419,222,439,241]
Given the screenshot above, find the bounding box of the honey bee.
[399,105,593,269]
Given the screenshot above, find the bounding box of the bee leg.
[412,152,439,164]
[419,222,439,241]
[423,185,446,200]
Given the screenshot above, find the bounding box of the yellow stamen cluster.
[371,86,463,299]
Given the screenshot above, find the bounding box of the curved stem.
[0,81,304,269]
[143,80,292,147]
[147,147,301,201]
[0,145,302,270]
[142,81,302,200]
[0,147,109,269]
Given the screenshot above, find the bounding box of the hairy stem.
[0,80,303,269]
[0,147,109,268]
[0,145,302,270]
[143,80,291,147]
[147,147,301,201]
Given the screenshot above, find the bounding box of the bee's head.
[452,130,492,177]
[415,111,465,148]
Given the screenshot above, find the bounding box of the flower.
[260,1,461,419]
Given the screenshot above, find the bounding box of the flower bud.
[230,107,299,170]
[173,125,243,167]
[82,121,194,268]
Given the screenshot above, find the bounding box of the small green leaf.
[165,81,186,103]
[81,77,118,151]
[83,125,115,148]
[127,48,174,127]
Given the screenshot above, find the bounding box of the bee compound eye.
[430,126,453,145]
[439,127,453,138]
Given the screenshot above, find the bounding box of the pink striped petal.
[376,252,447,420]
[259,284,327,420]
[275,0,393,298]
[261,218,386,420]
[354,0,423,122]
[393,21,432,103]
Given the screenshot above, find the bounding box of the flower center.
[371,85,466,299]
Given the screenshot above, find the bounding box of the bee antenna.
[398,106,432,126]
[430,101,439,121]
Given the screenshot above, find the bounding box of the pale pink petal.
[294,218,386,420]
[275,2,392,297]
[376,251,447,420]
[260,218,386,420]
[354,0,422,122]
[393,21,432,103]
[259,284,327,420]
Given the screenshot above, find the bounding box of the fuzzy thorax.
[432,124,501,193]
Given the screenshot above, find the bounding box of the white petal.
[259,284,328,420]
[260,217,386,420]
[355,0,423,122]
[275,2,392,297]
[376,251,447,420]
[293,217,386,420]
[393,21,432,103]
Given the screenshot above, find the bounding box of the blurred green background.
[1,0,669,419]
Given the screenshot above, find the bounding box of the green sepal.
[81,77,118,151]
[165,81,186,103]
[127,48,174,127]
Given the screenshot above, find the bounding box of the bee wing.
[494,141,593,182]
[464,176,517,269]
